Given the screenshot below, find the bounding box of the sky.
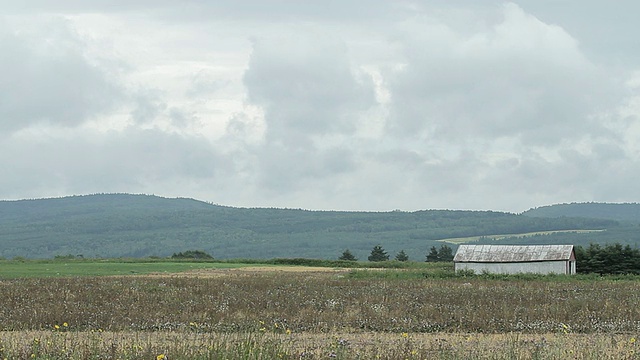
[1,1,639,213]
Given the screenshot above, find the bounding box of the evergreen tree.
[576,243,640,275]
[426,244,455,262]
[368,245,389,262]
[426,246,439,262]
[438,244,454,261]
[395,250,409,262]
[339,249,357,261]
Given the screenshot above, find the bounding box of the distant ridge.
[0,193,216,222]
[523,202,640,223]
[0,194,622,259]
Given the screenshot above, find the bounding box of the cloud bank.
[1,1,639,212]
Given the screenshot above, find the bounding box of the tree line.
[339,244,454,262]
[575,243,640,274]
[339,242,640,275]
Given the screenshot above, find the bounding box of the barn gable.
[454,245,576,275]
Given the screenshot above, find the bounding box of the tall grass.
[2,272,640,334]
[2,267,640,358]
[1,331,638,359]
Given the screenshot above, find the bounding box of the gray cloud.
[386,3,621,145]
[241,32,376,192]
[0,17,123,132]
[129,89,167,125]
[244,33,376,143]
[0,128,228,199]
[186,69,230,98]
[516,0,640,67]
[7,0,638,69]
[0,1,178,14]
[0,0,405,26]
[1,1,639,212]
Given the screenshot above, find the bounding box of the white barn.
[453,245,576,275]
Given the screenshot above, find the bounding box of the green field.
[437,229,605,244]
[0,259,257,278]
[0,258,450,279]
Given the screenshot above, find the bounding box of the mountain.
[523,203,640,223]
[0,194,621,259]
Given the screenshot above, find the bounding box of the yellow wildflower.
[63,322,68,327]
[156,354,166,360]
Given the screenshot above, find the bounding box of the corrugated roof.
[453,245,574,263]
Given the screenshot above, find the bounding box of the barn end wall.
[455,260,573,275]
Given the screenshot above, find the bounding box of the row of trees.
[576,243,640,274]
[169,243,640,275]
[338,244,454,262]
[338,242,640,274]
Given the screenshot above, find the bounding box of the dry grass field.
[1,330,638,359]
[1,266,639,359]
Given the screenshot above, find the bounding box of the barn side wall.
[455,260,570,275]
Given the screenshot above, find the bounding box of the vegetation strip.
[2,265,640,358]
[2,271,640,334]
[1,331,638,359]
[0,258,451,278]
[0,260,252,278]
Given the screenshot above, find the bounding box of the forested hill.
[0,194,618,259]
[523,203,640,223]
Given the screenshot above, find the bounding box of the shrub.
[171,250,214,260]
[456,268,475,277]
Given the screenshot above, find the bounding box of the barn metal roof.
[453,245,574,263]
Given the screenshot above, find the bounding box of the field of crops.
[1,264,640,359]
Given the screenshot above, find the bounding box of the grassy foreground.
[1,260,640,359]
[1,330,638,359]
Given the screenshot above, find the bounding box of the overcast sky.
[1,1,639,212]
